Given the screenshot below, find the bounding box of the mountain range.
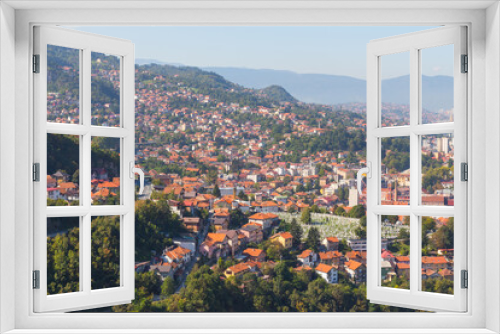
[136,59,453,112]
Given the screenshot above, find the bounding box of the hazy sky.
[71,26,453,79]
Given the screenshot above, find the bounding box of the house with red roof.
[297,249,318,267]
[243,248,266,262]
[248,212,279,229]
[322,237,339,251]
[315,263,338,284]
[345,260,366,283]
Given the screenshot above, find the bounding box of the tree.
[432,218,454,250]
[354,226,366,239]
[348,205,365,218]
[290,218,303,248]
[301,208,311,225]
[135,200,185,261]
[338,238,351,253]
[213,184,221,197]
[161,276,176,296]
[334,206,346,216]
[310,204,320,213]
[306,227,321,252]
[238,190,248,201]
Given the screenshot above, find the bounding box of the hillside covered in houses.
[45,47,456,312]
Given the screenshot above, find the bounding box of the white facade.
[316,267,338,284]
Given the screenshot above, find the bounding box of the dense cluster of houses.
[380,249,455,283]
[46,168,120,204]
[47,55,456,292]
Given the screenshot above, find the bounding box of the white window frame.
[0,1,499,333]
[33,26,136,312]
[366,26,467,312]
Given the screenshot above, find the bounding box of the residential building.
[270,231,293,249]
[243,248,266,262]
[297,249,318,267]
[315,263,338,284]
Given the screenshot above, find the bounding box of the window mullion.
[82,47,92,294]
[409,46,420,295]
[82,214,92,293]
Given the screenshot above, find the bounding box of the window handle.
[357,162,371,195]
[130,162,145,195]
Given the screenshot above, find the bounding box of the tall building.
[349,187,359,207]
[437,137,449,154]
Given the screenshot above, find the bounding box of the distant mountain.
[203,67,453,112]
[136,58,184,67]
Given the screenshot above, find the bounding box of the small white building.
[297,249,318,267]
[315,263,338,284]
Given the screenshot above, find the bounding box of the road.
[175,215,210,293]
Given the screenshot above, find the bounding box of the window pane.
[421,216,454,295]
[91,215,121,290]
[47,45,80,124]
[381,215,410,290]
[381,137,410,205]
[381,52,410,127]
[47,134,80,206]
[91,137,121,205]
[421,134,454,206]
[421,45,454,124]
[47,217,80,295]
[91,52,121,127]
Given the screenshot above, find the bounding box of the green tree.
[334,206,346,216]
[91,216,121,289]
[135,200,185,261]
[290,218,303,248]
[431,218,454,250]
[238,190,248,201]
[229,209,247,229]
[161,276,176,296]
[354,226,366,239]
[213,184,221,197]
[301,208,311,225]
[306,227,321,252]
[348,205,366,218]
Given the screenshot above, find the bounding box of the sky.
[71,26,454,80]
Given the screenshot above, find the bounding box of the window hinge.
[33,270,40,289]
[33,54,40,73]
[33,163,40,182]
[461,54,468,73]
[461,162,468,181]
[461,270,468,289]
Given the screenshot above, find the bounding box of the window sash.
[32,26,136,313]
[366,26,468,312]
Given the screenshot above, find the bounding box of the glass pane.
[91,215,121,290]
[47,217,80,295]
[47,45,80,124]
[421,45,454,124]
[381,215,410,290]
[381,137,410,205]
[380,52,410,127]
[421,134,454,206]
[421,216,454,295]
[91,52,121,127]
[47,134,80,206]
[91,137,121,205]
